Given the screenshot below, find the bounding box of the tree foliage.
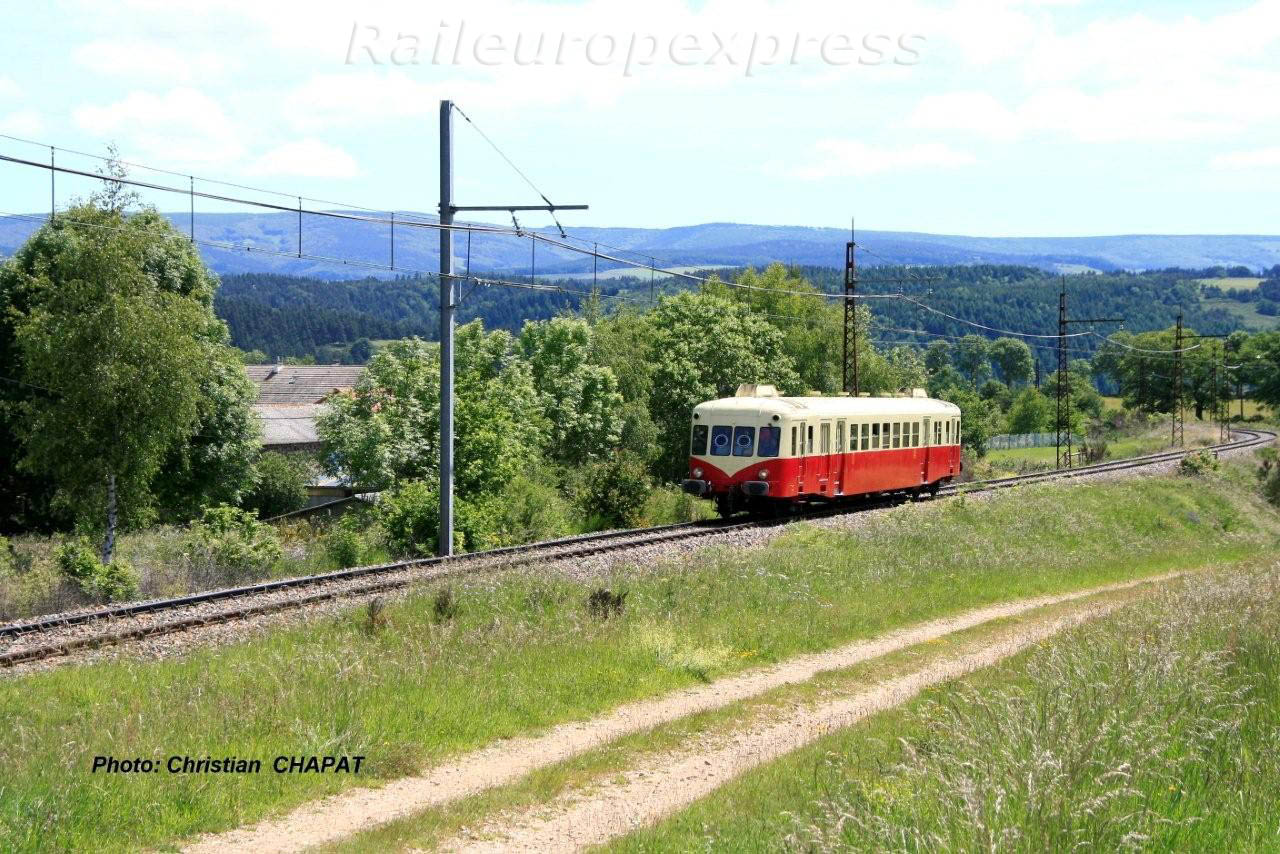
[0,202,256,557]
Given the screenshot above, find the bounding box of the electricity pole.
[1055,278,1122,469]
[1172,313,1184,448]
[439,101,455,556]
[437,99,588,556]
[843,222,859,395]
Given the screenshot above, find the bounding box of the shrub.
[377,481,499,556]
[1180,449,1220,476]
[185,505,283,577]
[0,536,11,577]
[323,516,367,569]
[53,539,139,602]
[641,485,713,525]
[575,452,652,529]
[244,452,313,519]
[490,474,573,545]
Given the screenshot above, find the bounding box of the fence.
[987,431,1084,451]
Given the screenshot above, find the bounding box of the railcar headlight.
[693,467,703,478]
[759,469,768,479]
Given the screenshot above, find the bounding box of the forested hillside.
[217,265,1277,364]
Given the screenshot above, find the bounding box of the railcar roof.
[694,395,961,418]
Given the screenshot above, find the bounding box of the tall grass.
[613,563,1280,852]
[787,569,1280,852]
[0,467,1276,851]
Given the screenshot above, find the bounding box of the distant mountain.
[2,212,1279,278]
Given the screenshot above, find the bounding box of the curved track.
[2,429,1271,668]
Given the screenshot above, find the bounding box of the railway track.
[2,428,1271,669]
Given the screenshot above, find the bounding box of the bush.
[1180,449,1220,476]
[244,452,313,518]
[575,452,652,529]
[377,481,499,556]
[185,505,283,577]
[323,517,367,568]
[641,485,712,525]
[490,474,573,545]
[53,539,139,602]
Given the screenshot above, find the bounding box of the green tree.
[2,204,218,563]
[924,340,952,376]
[153,355,260,521]
[1006,387,1052,433]
[243,451,313,518]
[519,316,623,465]
[318,325,545,499]
[647,291,801,480]
[954,335,992,385]
[989,337,1034,387]
[938,387,995,457]
[708,264,843,394]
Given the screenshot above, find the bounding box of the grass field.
[1201,297,1280,330]
[1199,276,1265,291]
[1,461,1277,851]
[611,563,1280,852]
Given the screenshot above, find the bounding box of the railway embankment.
[1,456,1277,852]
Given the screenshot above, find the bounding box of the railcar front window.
[710,425,732,456]
[733,426,755,456]
[790,426,797,456]
[691,424,709,456]
[758,425,780,457]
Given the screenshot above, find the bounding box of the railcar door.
[795,421,807,491]
[833,420,846,495]
[814,422,830,493]
[921,417,932,484]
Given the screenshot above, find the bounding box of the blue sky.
[1,0,1278,237]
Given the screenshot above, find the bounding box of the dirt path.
[439,600,1125,852]
[185,573,1181,854]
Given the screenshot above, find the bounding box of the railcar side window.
[935,422,942,445]
[691,424,708,455]
[892,422,901,449]
[820,423,831,454]
[871,423,880,449]
[758,425,781,457]
[807,425,814,455]
[710,425,732,456]
[732,426,755,457]
[912,422,920,447]
[799,422,807,454]
[790,426,797,456]
[836,421,845,454]
[945,421,950,443]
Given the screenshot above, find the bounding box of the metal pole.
[1173,312,1184,448]
[1056,285,1068,468]
[189,176,195,243]
[438,100,456,557]
[843,227,858,395]
[49,147,55,221]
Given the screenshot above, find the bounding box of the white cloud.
[1211,147,1280,170]
[787,139,975,179]
[245,139,361,177]
[0,76,19,99]
[74,40,230,81]
[0,110,43,136]
[73,87,247,166]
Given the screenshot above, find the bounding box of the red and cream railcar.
[681,384,962,516]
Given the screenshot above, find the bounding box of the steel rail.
[2,429,1271,667]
